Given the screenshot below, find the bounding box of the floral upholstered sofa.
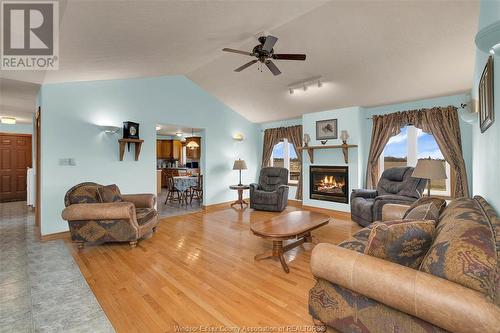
[61,182,158,248]
[308,196,500,333]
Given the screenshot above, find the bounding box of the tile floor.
[0,201,114,333]
[157,188,202,217]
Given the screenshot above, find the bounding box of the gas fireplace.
[310,166,349,203]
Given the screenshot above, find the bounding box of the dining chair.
[190,175,203,204]
[165,175,181,204]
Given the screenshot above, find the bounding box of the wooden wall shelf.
[297,144,358,164]
[119,139,144,161]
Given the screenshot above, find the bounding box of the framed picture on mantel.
[316,119,338,140]
[479,56,494,133]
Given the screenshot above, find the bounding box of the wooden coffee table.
[250,210,330,273]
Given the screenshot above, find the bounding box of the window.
[270,139,301,184]
[380,126,451,197]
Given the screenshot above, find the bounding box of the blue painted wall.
[362,93,473,191]
[301,107,363,212]
[39,76,260,235]
[472,0,500,211]
[0,123,33,134]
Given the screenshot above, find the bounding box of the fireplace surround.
[310,166,349,203]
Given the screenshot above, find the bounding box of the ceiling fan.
[222,35,306,76]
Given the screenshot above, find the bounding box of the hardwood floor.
[66,205,361,333]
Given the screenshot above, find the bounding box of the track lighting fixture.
[288,76,324,95]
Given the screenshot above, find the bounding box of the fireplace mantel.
[297,144,358,164]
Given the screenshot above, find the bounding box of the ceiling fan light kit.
[222,35,306,76]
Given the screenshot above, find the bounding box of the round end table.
[229,185,250,209]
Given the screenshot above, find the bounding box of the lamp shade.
[233,159,247,170]
[412,159,447,180]
[340,130,349,142]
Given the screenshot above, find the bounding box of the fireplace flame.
[317,175,345,193]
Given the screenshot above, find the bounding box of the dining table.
[173,176,199,205]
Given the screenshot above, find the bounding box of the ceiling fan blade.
[234,60,258,72]
[262,35,278,53]
[273,54,306,61]
[222,48,253,56]
[265,60,281,76]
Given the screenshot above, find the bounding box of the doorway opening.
[0,133,32,202]
[155,124,204,217]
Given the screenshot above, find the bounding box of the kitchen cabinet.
[185,137,201,160]
[156,140,172,159]
[156,170,162,193]
[156,140,182,160]
[172,140,182,160]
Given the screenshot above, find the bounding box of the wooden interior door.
[0,133,32,202]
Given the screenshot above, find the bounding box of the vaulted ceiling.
[0,1,479,123]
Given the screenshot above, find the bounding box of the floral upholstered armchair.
[61,182,158,248]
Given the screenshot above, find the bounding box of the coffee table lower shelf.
[254,232,313,273]
[250,210,330,273]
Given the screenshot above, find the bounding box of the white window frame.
[270,138,299,185]
[380,126,451,197]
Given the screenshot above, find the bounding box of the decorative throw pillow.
[98,184,123,203]
[365,220,436,268]
[404,196,447,218]
[68,185,100,205]
[403,202,440,221]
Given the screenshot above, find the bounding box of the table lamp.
[412,158,447,196]
[233,159,247,186]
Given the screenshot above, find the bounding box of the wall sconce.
[100,125,120,134]
[459,94,478,124]
[1,117,16,124]
[233,133,245,141]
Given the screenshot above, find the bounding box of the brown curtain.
[261,127,287,167]
[261,125,304,200]
[411,107,469,198]
[365,106,469,198]
[286,125,303,200]
[366,115,402,188]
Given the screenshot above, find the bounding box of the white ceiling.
[156,124,202,137]
[0,78,40,124]
[0,1,478,124]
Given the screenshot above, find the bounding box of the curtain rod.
[364,103,467,120]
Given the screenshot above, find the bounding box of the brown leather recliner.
[61,182,158,248]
